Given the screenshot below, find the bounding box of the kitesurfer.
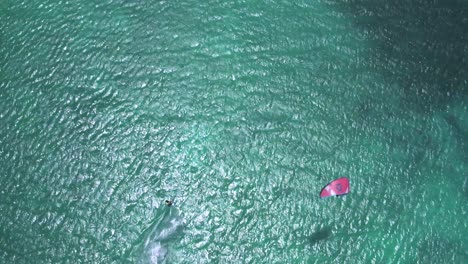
[165,200,173,207]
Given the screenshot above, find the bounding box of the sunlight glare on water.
[0,0,467,263]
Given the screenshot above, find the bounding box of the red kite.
[320,177,350,198]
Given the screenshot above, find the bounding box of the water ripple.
[1,0,467,263]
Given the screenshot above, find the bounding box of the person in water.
[165,200,173,207]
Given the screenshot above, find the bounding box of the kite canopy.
[320,177,350,198]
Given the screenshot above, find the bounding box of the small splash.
[147,242,167,264]
[153,218,184,241]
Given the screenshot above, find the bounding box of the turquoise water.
[1,0,467,263]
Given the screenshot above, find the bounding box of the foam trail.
[147,242,167,264]
[142,212,184,264]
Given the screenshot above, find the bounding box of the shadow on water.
[308,227,332,245]
[338,0,468,113]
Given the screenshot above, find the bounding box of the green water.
[1,0,467,263]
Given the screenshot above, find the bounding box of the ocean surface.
[1,0,467,263]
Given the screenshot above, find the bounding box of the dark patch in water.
[444,114,468,162]
[463,177,468,199]
[416,237,468,263]
[338,0,468,113]
[308,227,332,245]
